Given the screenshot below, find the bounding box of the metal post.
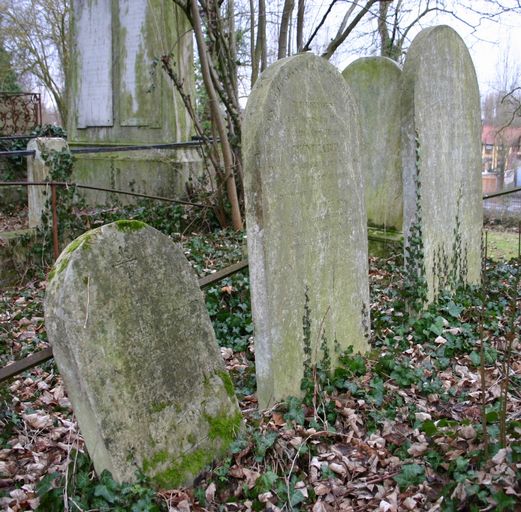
[51,184,59,260]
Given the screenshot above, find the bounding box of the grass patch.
[485,230,520,261]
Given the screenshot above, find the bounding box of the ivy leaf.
[290,489,306,507]
[421,420,438,436]
[254,431,278,461]
[447,301,463,318]
[393,464,425,490]
[94,484,117,504]
[492,490,517,511]
[469,351,481,366]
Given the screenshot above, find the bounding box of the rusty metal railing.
[0,92,41,135]
[0,260,248,384]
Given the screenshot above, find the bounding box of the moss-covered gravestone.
[243,53,370,409]
[342,57,403,232]
[44,221,241,486]
[402,26,482,303]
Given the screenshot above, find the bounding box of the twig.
[83,275,90,329]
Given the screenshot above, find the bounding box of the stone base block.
[368,226,403,258]
[71,147,203,206]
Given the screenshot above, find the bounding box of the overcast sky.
[297,0,521,96]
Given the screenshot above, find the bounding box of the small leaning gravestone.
[401,26,482,303]
[243,53,370,409]
[44,221,241,486]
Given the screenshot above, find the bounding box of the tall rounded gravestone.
[342,57,403,232]
[243,53,370,409]
[401,26,482,303]
[45,221,241,486]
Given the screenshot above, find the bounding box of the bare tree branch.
[321,0,378,60]
[302,0,338,52]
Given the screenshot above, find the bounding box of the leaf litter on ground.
[0,231,519,511]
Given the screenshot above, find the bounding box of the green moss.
[149,401,170,414]
[142,450,169,473]
[48,232,95,282]
[149,448,210,489]
[142,408,242,488]
[65,232,92,254]
[206,410,242,443]
[48,255,70,282]
[367,226,403,242]
[216,370,236,399]
[115,220,147,232]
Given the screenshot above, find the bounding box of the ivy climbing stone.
[401,25,482,303]
[243,53,370,409]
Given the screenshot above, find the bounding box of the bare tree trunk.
[277,0,294,59]
[252,0,267,84]
[378,1,391,56]
[190,0,243,230]
[258,0,267,71]
[250,0,258,86]
[227,0,237,94]
[296,0,305,51]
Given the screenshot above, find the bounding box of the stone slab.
[401,26,482,302]
[342,57,403,231]
[243,53,370,409]
[118,0,160,127]
[75,0,113,128]
[68,0,195,144]
[44,221,241,486]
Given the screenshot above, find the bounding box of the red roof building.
[482,124,521,173]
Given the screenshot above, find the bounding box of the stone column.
[27,137,68,228]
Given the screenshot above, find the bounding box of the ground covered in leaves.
[0,223,520,511]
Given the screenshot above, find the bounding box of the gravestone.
[401,26,482,303]
[342,57,403,232]
[27,138,68,228]
[243,53,370,409]
[68,0,201,204]
[45,221,241,486]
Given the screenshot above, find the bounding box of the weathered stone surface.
[68,0,201,204]
[44,221,241,486]
[74,0,113,128]
[69,0,194,143]
[27,138,67,228]
[402,26,482,302]
[342,57,403,231]
[243,53,370,409]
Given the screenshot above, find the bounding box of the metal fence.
[483,186,521,223]
[0,92,42,135]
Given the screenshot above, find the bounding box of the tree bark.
[296,0,305,51]
[258,0,267,71]
[190,0,243,230]
[277,0,294,59]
